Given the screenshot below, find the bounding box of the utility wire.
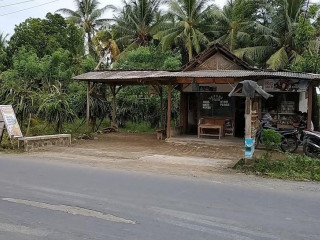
[0,0,40,9]
[0,0,59,17]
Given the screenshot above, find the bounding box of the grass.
[235,153,320,181]
[121,121,155,134]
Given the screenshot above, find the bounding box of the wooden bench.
[198,118,225,139]
[18,134,71,152]
[198,124,223,139]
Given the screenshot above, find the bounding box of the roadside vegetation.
[235,129,320,181]
[0,0,319,140]
[236,154,320,181]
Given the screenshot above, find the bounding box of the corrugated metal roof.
[74,71,171,81]
[74,70,320,81]
[171,70,320,80]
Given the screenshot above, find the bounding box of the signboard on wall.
[200,93,232,117]
[183,84,234,93]
[263,79,309,92]
[0,105,23,138]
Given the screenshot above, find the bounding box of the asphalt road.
[0,154,319,240]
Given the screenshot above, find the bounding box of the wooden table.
[198,124,223,139]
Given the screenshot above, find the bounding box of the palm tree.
[92,29,120,69]
[114,0,163,51]
[234,0,306,70]
[210,0,260,52]
[57,0,116,54]
[154,0,215,61]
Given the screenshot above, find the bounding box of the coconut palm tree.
[57,0,116,54]
[209,0,260,52]
[154,0,215,61]
[234,0,306,70]
[113,0,163,51]
[92,29,120,69]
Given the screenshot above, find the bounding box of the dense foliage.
[0,0,319,136]
[236,153,320,181]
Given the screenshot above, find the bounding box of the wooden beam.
[180,92,188,134]
[86,81,91,133]
[167,85,173,138]
[245,97,252,139]
[110,85,117,126]
[159,86,164,128]
[176,77,236,84]
[307,83,313,130]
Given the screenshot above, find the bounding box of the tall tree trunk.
[87,32,92,55]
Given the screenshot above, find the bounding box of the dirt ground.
[29,132,244,178]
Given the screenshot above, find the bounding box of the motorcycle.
[302,130,320,158]
[255,122,299,153]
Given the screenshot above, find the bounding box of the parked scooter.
[302,130,320,158]
[255,122,299,153]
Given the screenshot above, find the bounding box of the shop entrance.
[187,93,198,134]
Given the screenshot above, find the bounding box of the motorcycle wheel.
[303,144,320,158]
[280,137,298,153]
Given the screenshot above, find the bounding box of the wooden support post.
[160,86,164,128]
[167,85,173,138]
[245,97,252,139]
[86,81,91,133]
[307,84,313,130]
[110,85,117,126]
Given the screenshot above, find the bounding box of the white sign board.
[263,79,309,92]
[0,105,23,138]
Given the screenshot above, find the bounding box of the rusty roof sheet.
[73,70,320,82]
[171,70,320,80]
[74,71,171,80]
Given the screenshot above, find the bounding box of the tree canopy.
[0,0,320,135]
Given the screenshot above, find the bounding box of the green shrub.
[261,129,282,152]
[236,153,320,181]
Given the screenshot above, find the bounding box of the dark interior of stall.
[185,92,246,137]
[234,97,246,137]
[261,92,300,125]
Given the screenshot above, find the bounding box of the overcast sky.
[0,0,227,37]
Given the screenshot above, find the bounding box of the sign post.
[0,105,23,143]
[229,80,272,160]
